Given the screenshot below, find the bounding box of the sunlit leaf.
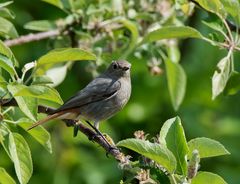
[141,26,202,44]
[45,64,68,87]
[188,137,230,158]
[7,84,37,121]
[0,17,18,38]
[24,20,57,31]
[165,59,186,111]
[117,138,177,173]
[159,117,189,176]
[17,118,52,153]
[0,167,16,184]
[212,56,232,99]
[192,172,227,184]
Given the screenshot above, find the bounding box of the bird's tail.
[27,112,65,131]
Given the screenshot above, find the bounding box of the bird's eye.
[113,63,118,69]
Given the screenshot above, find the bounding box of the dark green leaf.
[0,167,16,184]
[37,48,96,67]
[24,20,57,31]
[7,84,37,121]
[0,17,18,38]
[188,137,230,158]
[165,59,187,111]
[141,26,202,44]
[117,138,177,173]
[224,71,240,95]
[212,56,231,99]
[192,172,227,184]
[14,84,63,105]
[159,117,189,176]
[42,0,64,9]
[17,118,52,153]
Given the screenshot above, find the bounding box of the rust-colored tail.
[27,112,64,131]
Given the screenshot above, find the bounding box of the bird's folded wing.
[51,77,121,113]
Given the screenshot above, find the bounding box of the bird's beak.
[123,66,130,71]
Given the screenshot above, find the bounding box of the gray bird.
[28,60,131,130]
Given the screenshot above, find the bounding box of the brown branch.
[0,98,130,165]
[4,30,60,47]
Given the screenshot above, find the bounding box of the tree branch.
[4,30,60,47]
[0,98,130,165]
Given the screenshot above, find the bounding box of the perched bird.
[28,60,131,131]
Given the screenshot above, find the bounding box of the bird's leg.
[85,120,118,152]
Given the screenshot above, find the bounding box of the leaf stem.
[170,174,177,184]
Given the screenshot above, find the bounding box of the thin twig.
[4,30,61,47]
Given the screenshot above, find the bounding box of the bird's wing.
[51,76,121,113]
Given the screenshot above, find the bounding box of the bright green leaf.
[159,117,189,176]
[14,85,63,105]
[7,84,37,121]
[17,118,52,153]
[141,26,203,44]
[6,133,33,184]
[224,71,240,95]
[117,138,177,173]
[188,137,230,158]
[212,56,232,100]
[0,17,18,38]
[0,1,13,8]
[32,75,53,85]
[0,167,16,184]
[202,20,224,33]
[192,172,227,184]
[194,0,226,17]
[0,54,15,76]
[0,40,18,67]
[165,59,186,111]
[0,8,15,19]
[24,20,57,31]
[37,48,96,67]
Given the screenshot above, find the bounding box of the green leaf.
[188,137,230,158]
[32,75,53,85]
[224,71,240,95]
[0,54,16,76]
[0,1,13,8]
[24,20,57,31]
[192,172,227,184]
[0,8,15,19]
[42,0,72,10]
[141,26,202,44]
[37,48,97,67]
[0,17,18,38]
[45,64,68,87]
[212,56,231,100]
[221,0,240,26]
[0,167,16,184]
[159,117,189,176]
[117,138,177,173]
[7,84,37,121]
[0,40,18,67]
[194,0,226,16]
[165,59,186,111]
[202,20,224,33]
[17,118,52,153]
[14,84,63,105]
[3,132,33,184]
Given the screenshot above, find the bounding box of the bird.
[28,60,131,132]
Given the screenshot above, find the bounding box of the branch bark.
[0,98,130,165]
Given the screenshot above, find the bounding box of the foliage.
[0,0,239,183]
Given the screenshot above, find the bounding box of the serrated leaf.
[212,56,232,99]
[188,137,230,158]
[165,59,186,111]
[7,84,37,121]
[17,118,52,153]
[159,117,189,176]
[37,48,96,67]
[0,17,18,38]
[117,138,177,173]
[0,54,15,76]
[224,71,240,95]
[192,172,227,184]
[0,167,16,184]
[24,20,57,31]
[14,84,63,105]
[141,26,202,44]
[3,132,33,184]
[194,0,226,17]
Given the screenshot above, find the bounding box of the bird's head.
[106,60,131,78]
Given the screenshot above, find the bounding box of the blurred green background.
[1,0,240,184]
